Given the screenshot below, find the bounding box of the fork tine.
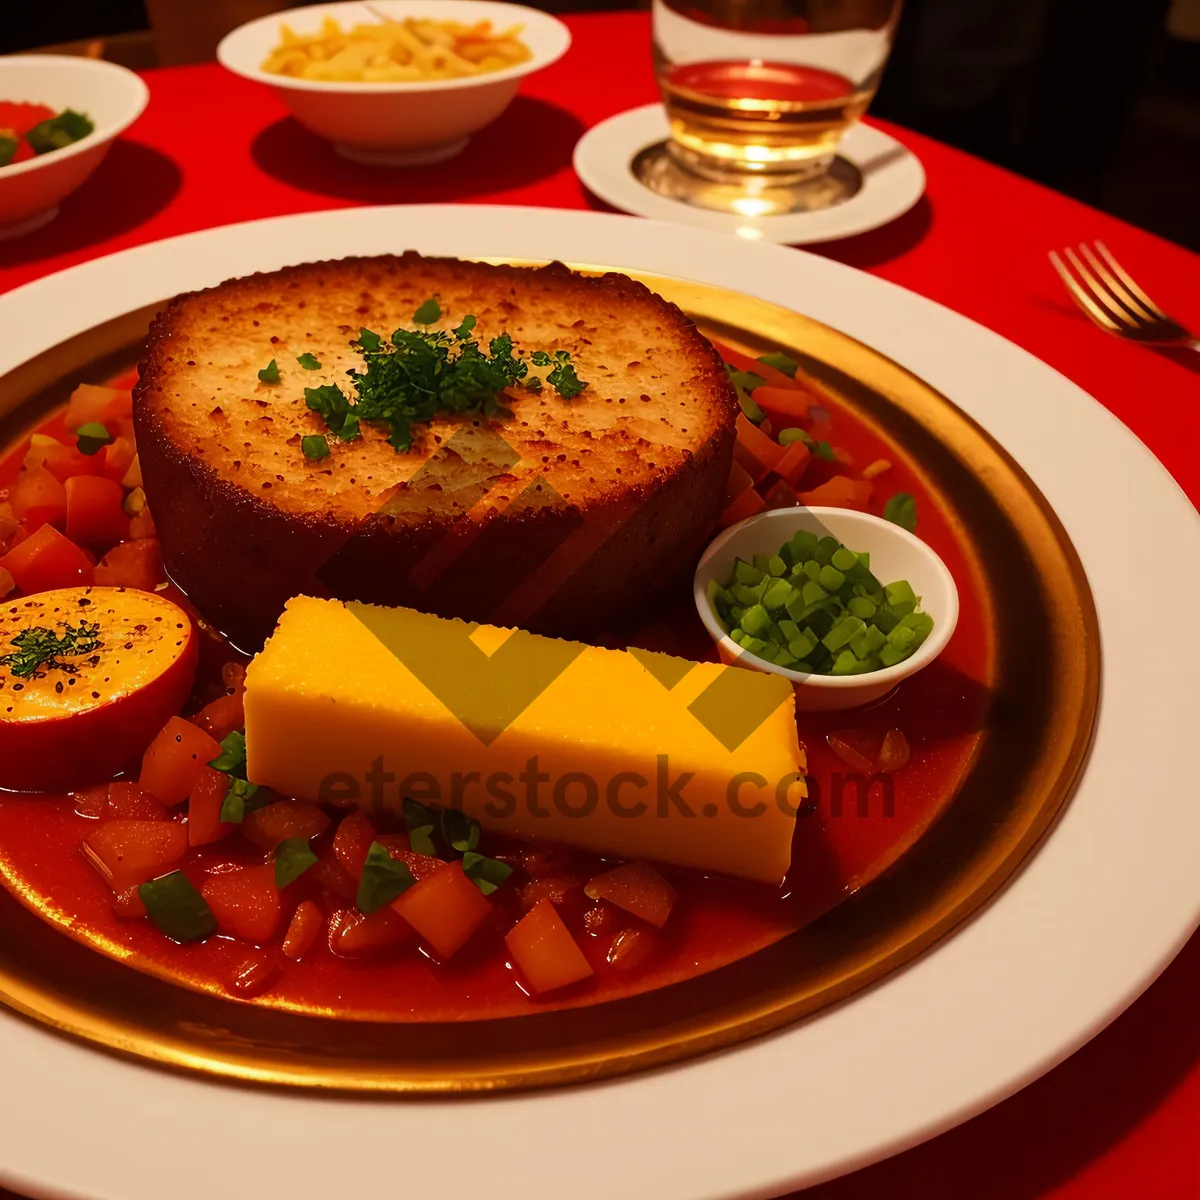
[1049,251,1122,333]
[1079,243,1156,322]
[1065,247,1136,330]
[1093,241,1165,319]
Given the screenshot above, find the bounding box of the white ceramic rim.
[0,205,1196,1200]
[573,103,927,245]
[692,506,959,691]
[217,0,572,94]
[0,56,149,183]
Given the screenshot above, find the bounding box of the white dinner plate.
[0,205,1197,1200]
[573,104,926,244]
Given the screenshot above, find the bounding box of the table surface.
[1,11,1198,1199]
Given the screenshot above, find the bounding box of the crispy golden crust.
[134,254,737,648]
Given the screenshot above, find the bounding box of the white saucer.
[574,103,925,244]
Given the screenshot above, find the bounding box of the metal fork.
[1049,240,1199,353]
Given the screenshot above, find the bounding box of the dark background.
[4,0,1198,251]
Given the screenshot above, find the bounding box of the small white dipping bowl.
[217,0,572,166]
[0,56,149,241]
[694,507,960,712]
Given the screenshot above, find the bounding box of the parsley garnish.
[412,297,441,325]
[304,384,360,442]
[75,422,113,455]
[302,434,330,461]
[258,359,281,384]
[0,621,102,679]
[296,353,322,370]
[356,328,383,352]
[452,314,477,339]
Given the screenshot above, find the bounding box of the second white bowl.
[217,0,572,166]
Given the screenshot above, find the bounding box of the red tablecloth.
[1,12,1197,1199]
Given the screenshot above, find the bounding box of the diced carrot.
[754,385,814,429]
[0,524,93,593]
[65,475,129,547]
[202,864,282,943]
[584,861,677,929]
[282,900,323,960]
[100,436,137,484]
[332,812,376,879]
[736,413,786,472]
[10,467,67,528]
[773,439,812,487]
[605,926,660,972]
[762,477,798,510]
[505,898,594,994]
[330,906,415,957]
[392,861,493,959]
[796,476,873,510]
[112,886,148,919]
[139,715,222,805]
[242,799,331,850]
[188,765,233,847]
[724,459,755,504]
[519,875,584,912]
[189,689,244,742]
[718,485,766,528]
[94,538,163,591]
[64,384,132,432]
[710,341,798,391]
[81,819,188,892]
[105,781,169,821]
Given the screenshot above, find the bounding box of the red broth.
[0,367,990,1020]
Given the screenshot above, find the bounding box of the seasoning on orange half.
[0,587,196,792]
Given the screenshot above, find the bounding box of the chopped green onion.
[302,434,330,461]
[0,134,17,168]
[258,358,281,384]
[26,109,94,154]
[461,851,513,895]
[274,837,318,888]
[883,492,918,532]
[757,351,799,378]
[777,427,808,446]
[219,776,263,824]
[209,730,247,774]
[138,872,216,943]
[357,842,416,914]
[75,422,113,456]
[725,365,767,397]
[296,352,322,370]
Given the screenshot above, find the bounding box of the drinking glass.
[653,0,902,187]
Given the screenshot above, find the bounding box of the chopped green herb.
[219,776,263,824]
[138,872,216,943]
[440,808,480,854]
[302,434,330,461]
[296,352,322,370]
[452,314,477,339]
[413,297,441,325]
[403,798,439,856]
[75,422,113,455]
[356,328,383,352]
[757,351,799,378]
[0,620,101,679]
[461,851,514,896]
[304,384,360,442]
[813,441,837,462]
[357,842,416,914]
[274,837,318,888]
[883,492,918,533]
[208,730,247,774]
[258,358,281,384]
[26,109,94,155]
[725,365,767,396]
[0,132,17,168]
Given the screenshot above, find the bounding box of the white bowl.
[693,506,960,712]
[0,56,149,240]
[217,0,571,166]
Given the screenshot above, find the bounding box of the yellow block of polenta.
[244,598,805,884]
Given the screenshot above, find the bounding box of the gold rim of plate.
[0,267,1099,1094]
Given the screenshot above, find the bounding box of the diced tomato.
[64,384,133,432]
[718,485,766,528]
[505,898,594,994]
[332,812,376,879]
[65,475,129,547]
[100,436,136,483]
[584,861,677,929]
[23,435,103,483]
[605,926,660,972]
[711,341,798,390]
[796,475,873,510]
[105,781,169,821]
[392,861,493,960]
[374,836,443,882]
[93,538,163,591]
[242,799,331,850]
[189,689,245,742]
[202,864,282,943]
[282,900,323,960]
[581,898,625,938]
[0,523,93,593]
[329,906,414,957]
[81,819,188,892]
[762,477,798,510]
[139,715,222,805]
[311,850,357,900]
[10,467,67,528]
[72,784,110,819]
[773,439,812,488]
[187,765,233,847]
[753,385,814,429]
